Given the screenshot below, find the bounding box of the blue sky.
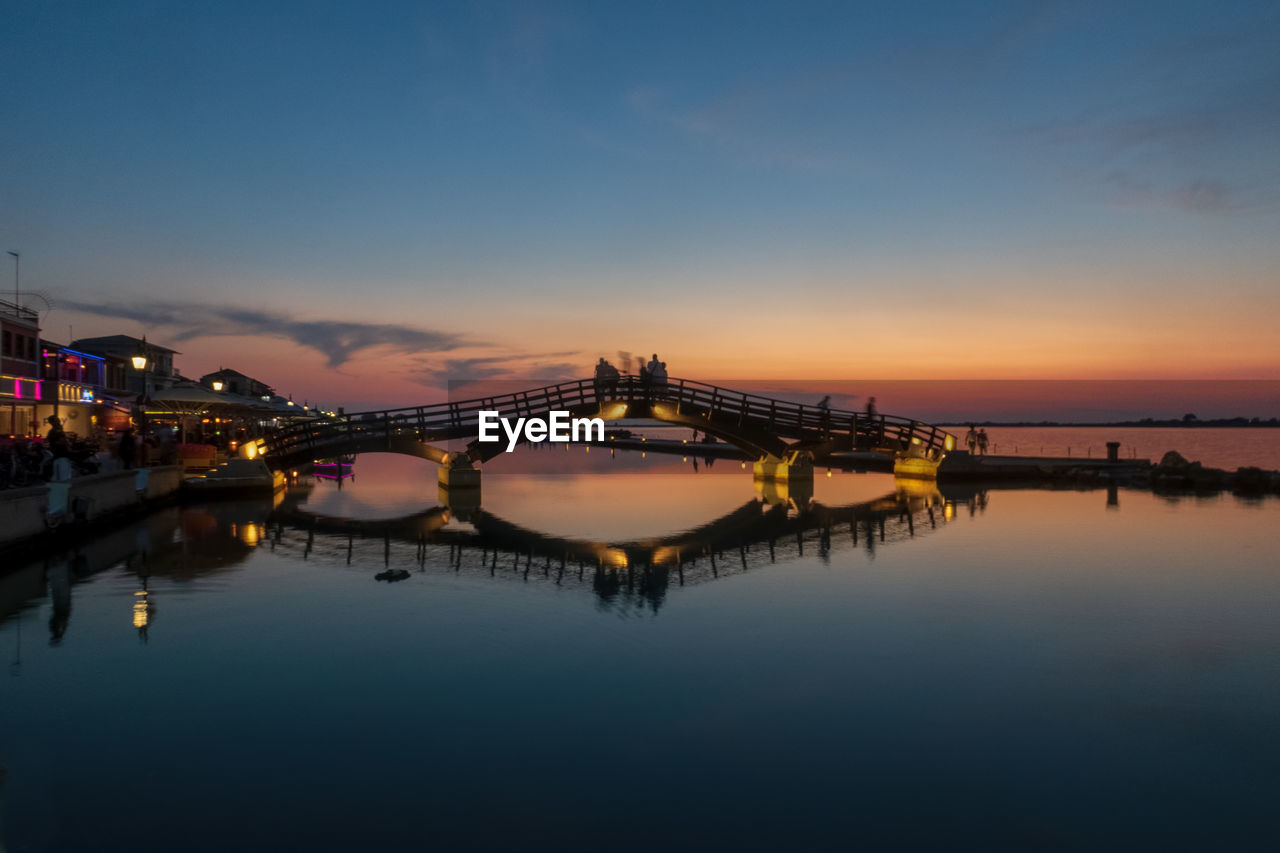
[2,1,1278,412]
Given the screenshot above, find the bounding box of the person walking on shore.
[118,427,136,470]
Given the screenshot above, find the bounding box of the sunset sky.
[2,1,1278,417]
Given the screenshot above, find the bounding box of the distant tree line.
[954,416,1280,427]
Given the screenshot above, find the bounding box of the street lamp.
[132,340,151,431]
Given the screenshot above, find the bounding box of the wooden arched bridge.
[261,376,956,480]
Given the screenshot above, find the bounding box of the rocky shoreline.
[1013,451,1280,495]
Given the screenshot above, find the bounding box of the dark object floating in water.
[375,569,411,582]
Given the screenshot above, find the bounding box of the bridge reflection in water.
[0,480,988,647]
[264,477,971,613]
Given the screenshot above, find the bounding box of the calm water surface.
[1,453,1278,851]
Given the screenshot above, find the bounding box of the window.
[2,330,10,357]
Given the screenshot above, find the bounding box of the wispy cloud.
[1100,171,1269,213]
[63,298,471,367]
[626,82,857,174]
[404,351,584,391]
[1012,22,1280,216]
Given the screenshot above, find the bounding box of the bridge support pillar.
[893,450,941,480]
[753,451,814,482]
[754,453,814,509]
[438,456,481,517]
[438,464,481,489]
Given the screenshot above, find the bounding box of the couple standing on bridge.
[594,353,669,400]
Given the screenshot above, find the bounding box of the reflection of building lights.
[944,503,955,521]
[651,545,680,566]
[826,470,832,477]
[133,591,151,628]
[242,524,260,547]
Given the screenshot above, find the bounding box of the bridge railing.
[261,376,954,465]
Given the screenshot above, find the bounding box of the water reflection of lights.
[229,523,264,546]
[650,545,681,566]
[132,590,155,635]
[600,547,629,569]
[944,503,955,522]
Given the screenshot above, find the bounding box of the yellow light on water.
[132,591,151,628]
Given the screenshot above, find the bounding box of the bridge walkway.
[262,376,955,475]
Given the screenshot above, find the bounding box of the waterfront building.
[0,298,41,437]
[36,342,133,437]
[70,334,180,397]
[199,367,275,400]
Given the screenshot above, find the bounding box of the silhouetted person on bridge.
[817,396,831,436]
[594,358,609,399]
[966,425,979,454]
[594,358,620,399]
[865,397,877,417]
[977,429,989,456]
[650,359,668,398]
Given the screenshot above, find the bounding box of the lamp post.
[132,347,149,431]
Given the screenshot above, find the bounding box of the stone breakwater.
[1144,451,1280,495]
[939,449,1280,495]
